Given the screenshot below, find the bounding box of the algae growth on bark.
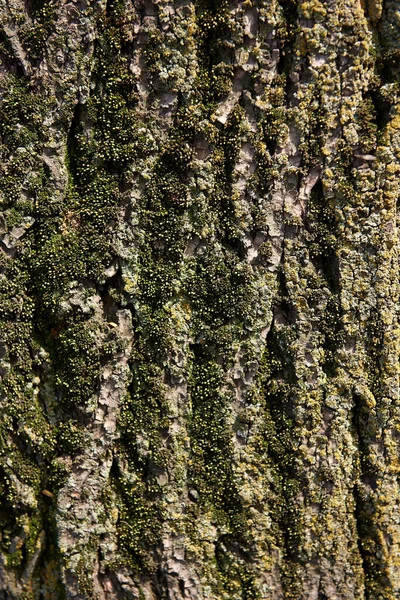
[0,0,400,598]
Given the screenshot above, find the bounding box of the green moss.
[105,0,126,19]
[189,357,244,530]
[354,480,393,599]
[114,476,163,573]
[214,540,262,600]
[249,75,287,197]
[320,295,345,375]
[0,0,392,596]
[276,0,298,48]
[0,30,14,60]
[195,0,234,105]
[356,97,378,152]
[255,324,305,598]
[25,3,143,319]
[187,352,263,597]
[57,422,85,455]
[113,332,170,568]
[258,75,287,156]
[185,244,257,347]
[23,516,43,560]
[51,320,103,406]
[299,83,327,167]
[74,544,97,597]
[0,76,48,151]
[46,459,70,491]
[0,467,19,547]
[304,178,339,293]
[119,340,170,469]
[20,1,57,62]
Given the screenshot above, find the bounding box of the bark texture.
[0,0,400,598]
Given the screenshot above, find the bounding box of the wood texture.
[0,0,400,598]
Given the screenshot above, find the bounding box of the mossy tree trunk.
[0,0,400,598]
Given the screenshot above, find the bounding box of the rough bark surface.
[0,0,400,598]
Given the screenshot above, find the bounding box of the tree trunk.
[0,0,399,598]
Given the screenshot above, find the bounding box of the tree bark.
[0,0,399,598]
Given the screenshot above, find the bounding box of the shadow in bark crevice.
[260,319,306,599]
[351,393,393,598]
